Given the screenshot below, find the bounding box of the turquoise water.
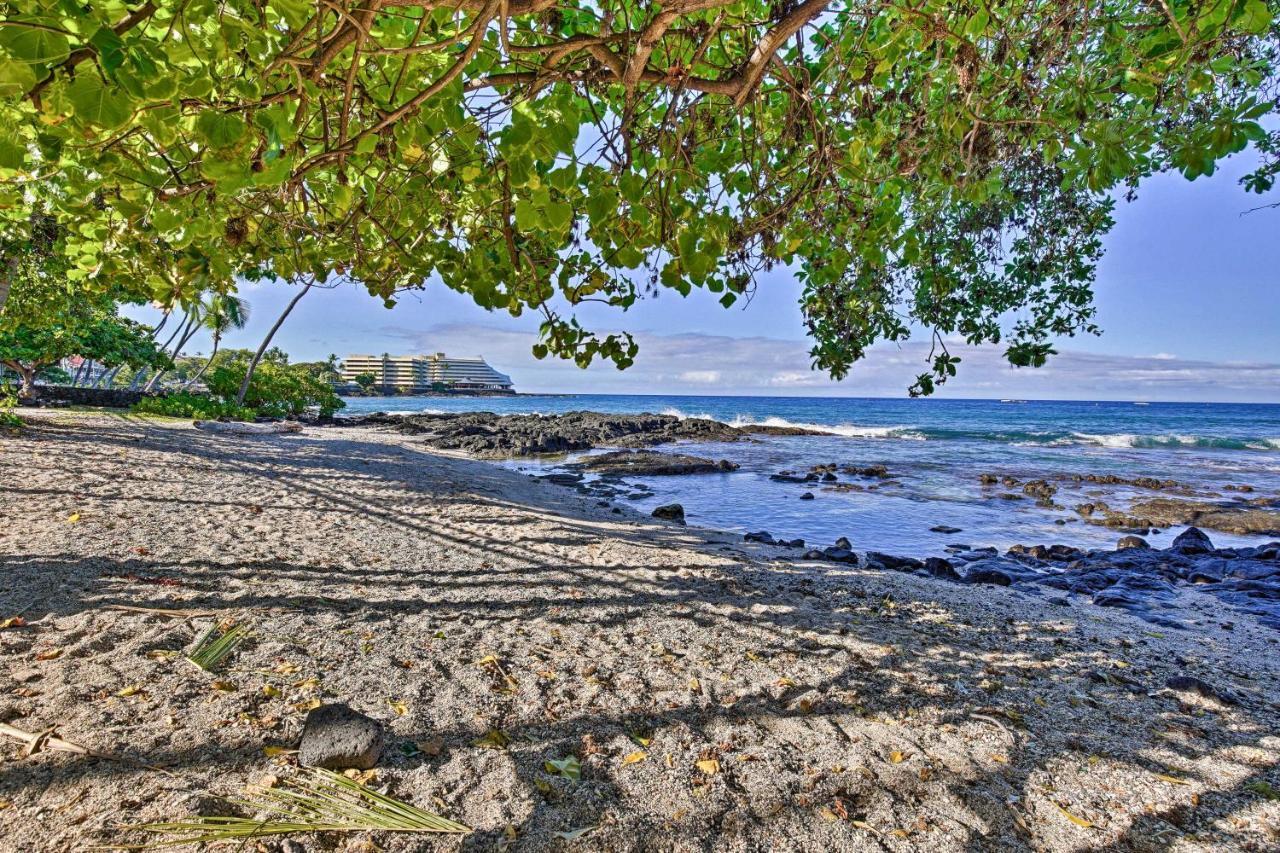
[339,395,1280,554]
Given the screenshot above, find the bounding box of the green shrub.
[0,386,21,428]
[204,356,345,418]
[131,352,344,422]
[133,391,255,420]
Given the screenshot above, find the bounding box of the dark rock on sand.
[1171,527,1214,555]
[834,537,852,550]
[865,552,924,572]
[744,531,775,544]
[1165,674,1237,704]
[962,560,1018,586]
[1116,535,1150,550]
[923,557,960,581]
[571,450,738,476]
[652,504,686,523]
[821,547,859,565]
[299,703,384,770]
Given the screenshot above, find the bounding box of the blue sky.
[130,150,1280,402]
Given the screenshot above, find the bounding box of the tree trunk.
[0,254,17,319]
[144,313,199,392]
[235,280,313,408]
[96,364,124,389]
[17,365,36,398]
[185,334,220,388]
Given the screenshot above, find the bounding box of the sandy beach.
[1,411,1278,851]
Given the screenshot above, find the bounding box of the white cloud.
[376,322,1280,402]
[677,370,722,384]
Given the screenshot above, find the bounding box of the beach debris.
[298,703,385,770]
[651,503,685,524]
[0,615,26,630]
[185,621,250,672]
[131,767,469,843]
[0,721,171,774]
[545,756,581,780]
[194,419,303,435]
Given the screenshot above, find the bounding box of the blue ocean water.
[339,395,1280,554]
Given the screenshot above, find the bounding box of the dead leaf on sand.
[472,729,511,750]
[622,751,646,765]
[695,758,720,775]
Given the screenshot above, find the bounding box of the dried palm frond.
[133,768,469,845]
[184,621,249,672]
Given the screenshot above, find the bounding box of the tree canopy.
[0,0,1275,391]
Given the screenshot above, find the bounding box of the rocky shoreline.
[333,409,826,457]
[327,409,1280,635]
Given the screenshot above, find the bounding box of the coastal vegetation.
[0,1,1276,394]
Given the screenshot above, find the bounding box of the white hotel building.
[340,353,514,393]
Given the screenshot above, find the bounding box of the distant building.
[340,353,514,393]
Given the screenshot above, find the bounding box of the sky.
[127,149,1280,402]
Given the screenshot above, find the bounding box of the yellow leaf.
[776,677,796,687]
[851,820,881,836]
[272,662,300,675]
[293,697,322,712]
[890,829,910,838]
[696,759,720,775]
[688,677,700,692]
[145,649,177,661]
[35,647,63,661]
[263,745,294,757]
[66,512,80,523]
[0,616,26,630]
[116,684,143,697]
[990,753,1008,764]
[472,729,511,750]
[262,684,281,698]
[388,699,408,716]
[818,806,839,822]
[1154,773,1190,785]
[622,751,646,765]
[211,679,236,692]
[476,654,499,667]
[889,751,907,764]
[1052,801,1094,828]
[293,677,319,691]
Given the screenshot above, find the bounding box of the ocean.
[338,395,1280,555]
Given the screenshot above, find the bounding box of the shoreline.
[2,412,1279,850]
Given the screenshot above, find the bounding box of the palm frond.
[132,768,469,845]
[184,621,249,672]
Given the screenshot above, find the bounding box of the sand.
[1,411,1278,852]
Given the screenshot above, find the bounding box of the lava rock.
[866,552,925,572]
[929,525,962,534]
[799,492,815,501]
[651,504,685,523]
[834,537,852,550]
[744,531,775,544]
[1116,535,1150,550]
[923,557,960,581]
[1165,674,1236,704]
[1171,526,1214,555]
[299,704,384,770]
[820,547,859,565]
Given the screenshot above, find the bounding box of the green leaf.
[66,74,133,129]
[269,0,313,29]
[0,57,36,96]
[195,111,247,148]
[1235,0,1271,34]
[0,22,70,64]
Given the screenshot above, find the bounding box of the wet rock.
[1171,527,1214,555]
[784,538,805,549]
[744,531,775,544]
[799,492,815,501]
[652,504,685,523]
[802,549,825,560]
[299,704,384,770]
[834,537,852,550]
[1022,479,1058,501]
[930,525,962,534]
[962,560,1017,586]
[1132,499,1280,537]
[865,552,924,572]
[571,450,739,476]
[821,546,859,565]
[978,473,999,485]
[1165,675,1236,705]
[843,464,891,478]
[1116,535,1150,550]
[923,557,960,581]
[770,471,816,483]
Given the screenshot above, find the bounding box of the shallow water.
[339,395,1280,555]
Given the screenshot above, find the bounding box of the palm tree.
[186,293,251,388]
